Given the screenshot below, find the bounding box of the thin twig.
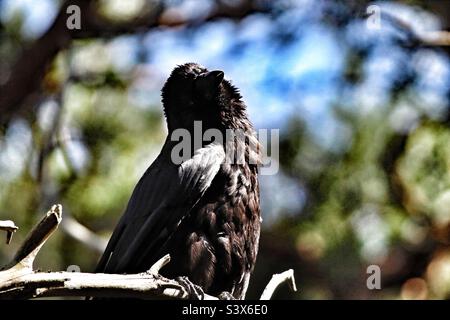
[380,9,450,47]
[260,269,297,300]
[60,214,108,253]
[148,254,171,275]
[0,220,18,244]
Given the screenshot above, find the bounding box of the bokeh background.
[1,0,450,299]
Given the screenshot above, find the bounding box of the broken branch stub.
[0,220,18,244]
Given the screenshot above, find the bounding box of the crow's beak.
[194,70,225,100]
[205,70,224,86]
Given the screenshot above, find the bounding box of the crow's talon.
[144,271,163,280]
[177,276,204,300]
[218,291,235,300]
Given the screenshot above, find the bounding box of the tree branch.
[0,220,18,245]
[379,9,450,48]
[260,269,297,300]
[0,205,296,300]
[0,255,219,300]
[60,214,108,254]
[0,0,267,125]
[10,204,62,270]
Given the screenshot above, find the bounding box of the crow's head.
[161,63,251,132]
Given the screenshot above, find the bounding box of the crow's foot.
[176,276,205,300]
[218,291,235,300]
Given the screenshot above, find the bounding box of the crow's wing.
[96,141,225,274]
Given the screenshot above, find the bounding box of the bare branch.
[260,269,297,300]
[0,220,18,244]
[0,205,293,300]
[60,214,108,254]
[0,205,218,300]
[4,205,62,272]
[148,254,171,275]
[0,0,266,125]
[421,31,450,46]
[380,9,450,48]
[0,268,218,300]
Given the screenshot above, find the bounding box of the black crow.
[95,63,261,299]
